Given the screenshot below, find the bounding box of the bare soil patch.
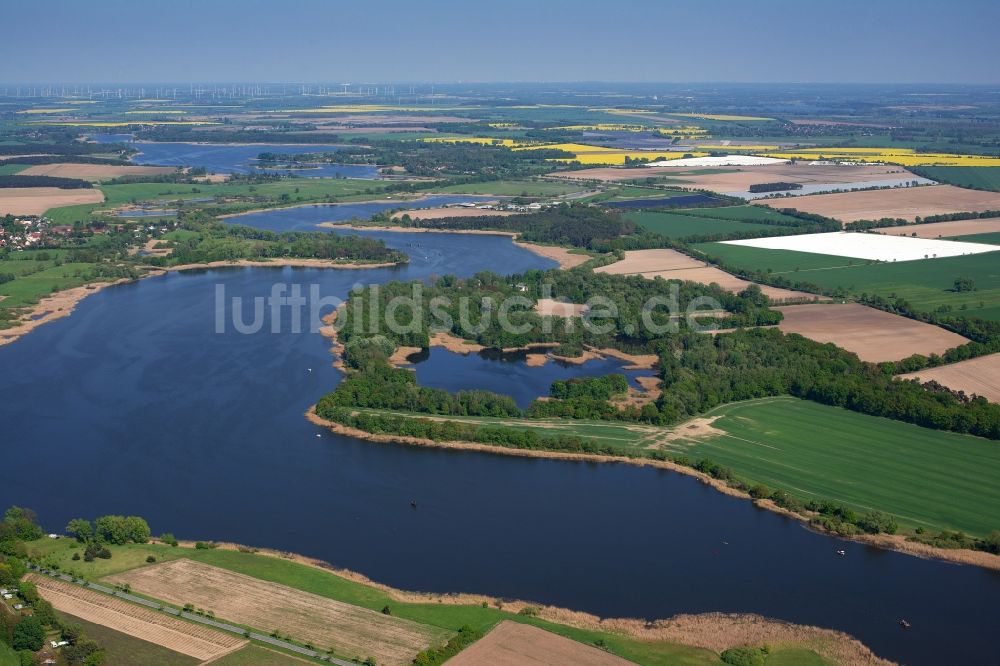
[596,249,819,303]
[898,352,1000,403]
[877,216,1000,239]
[28,574,246,661]
[535,297,587,317]
[774,303,968,362]
[759,185,1000,223]
[447,620,632,666]
[18,163,174,180]
[514,242,591,269]
[0,187,103,215]
[106,559,450,666]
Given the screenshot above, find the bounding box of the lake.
[225,195,498,231]
[0,224,996,665]
[85,134,379,178]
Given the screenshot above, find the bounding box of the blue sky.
[2,0,998,84]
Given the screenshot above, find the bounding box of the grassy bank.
[20,539,846,665]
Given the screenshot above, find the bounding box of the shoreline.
[216,192,488,220]
[172,534,893,666]
[0,257,401,348]
[317,222,592,269]
[305,408,1000,573]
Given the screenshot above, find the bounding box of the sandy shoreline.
[306,409,1000,573]
[217,193,454,219]
[179,526,893,666]
[0,258,401,347]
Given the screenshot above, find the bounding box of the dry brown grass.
[876,217,1000,239]
[447,621,632,666]
[28,574,246,661]
[18,163,175,180]
[898,352,1000,403]
[758,184,1000,223]
[774,303,968,362]
[105,559,450,666]
[595,249,819,303]
[0,187,103,215]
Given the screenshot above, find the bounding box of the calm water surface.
[1,225,997,665]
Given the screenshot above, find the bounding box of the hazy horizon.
[3,0,998,85]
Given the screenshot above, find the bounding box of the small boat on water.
[899,619,911,629]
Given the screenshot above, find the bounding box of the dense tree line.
[336,268,780,361]
[0,155,128,167]
[0,175,93,189]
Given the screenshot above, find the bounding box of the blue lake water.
[85,135,378,178]
[408,347,651,408]
[0,221,997,665]
[225,196,497,232]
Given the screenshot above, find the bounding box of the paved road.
[28,565,357,666]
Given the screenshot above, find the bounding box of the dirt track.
[28,574,246,661]
[759,185,1000,223]
[774,303,968,362]
[447,621,632,666]
[898,352,1000,403]
[106,559,450,666]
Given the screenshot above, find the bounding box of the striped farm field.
[663,397,1000,535]
[626,210,772,238]
[28,574,247,661]
[106,559,452,666]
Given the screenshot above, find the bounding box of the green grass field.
[694,242,1000,319]
[0,642,17,666]
[24,540,727,665]
[57,611,198,666]
[666,397,1000,535]
[0,164,28,175]
[345,397,1000,536]
[44,177,394,224]
[949,231,1000,245]
[211,645,312,665]
[914,166,1000,191]
[427,179,584,196]
[681,205,805,224]
[626,210,772,238]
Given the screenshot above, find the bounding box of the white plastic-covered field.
[721,231,1000,262]
[644,155,789,167]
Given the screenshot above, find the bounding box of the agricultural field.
[679,205,809,224]
[912,166,1000,191]
[56,612,198,666]
[28,574,247,661]
[873,217,1000,240]
[695,242,1000,320]
[663,397,1000,535]
[16,163,175,180]
[0,186,104,215]
[757,185,1000,223]
[757,147,1000,167]
[595,248,820,303]
[722,231,1000,261]
[625,210,773,238]
[773,303,969,363]
[105,559,453,666]
[211,645,314,665]
[447,621,632,666]
[426,179,585,196]
[898,352,1000,404]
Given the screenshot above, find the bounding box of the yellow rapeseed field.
[516,143,708,165]
[670,113,774,121]
[16,108,75,114]
[758,147,1000,166]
